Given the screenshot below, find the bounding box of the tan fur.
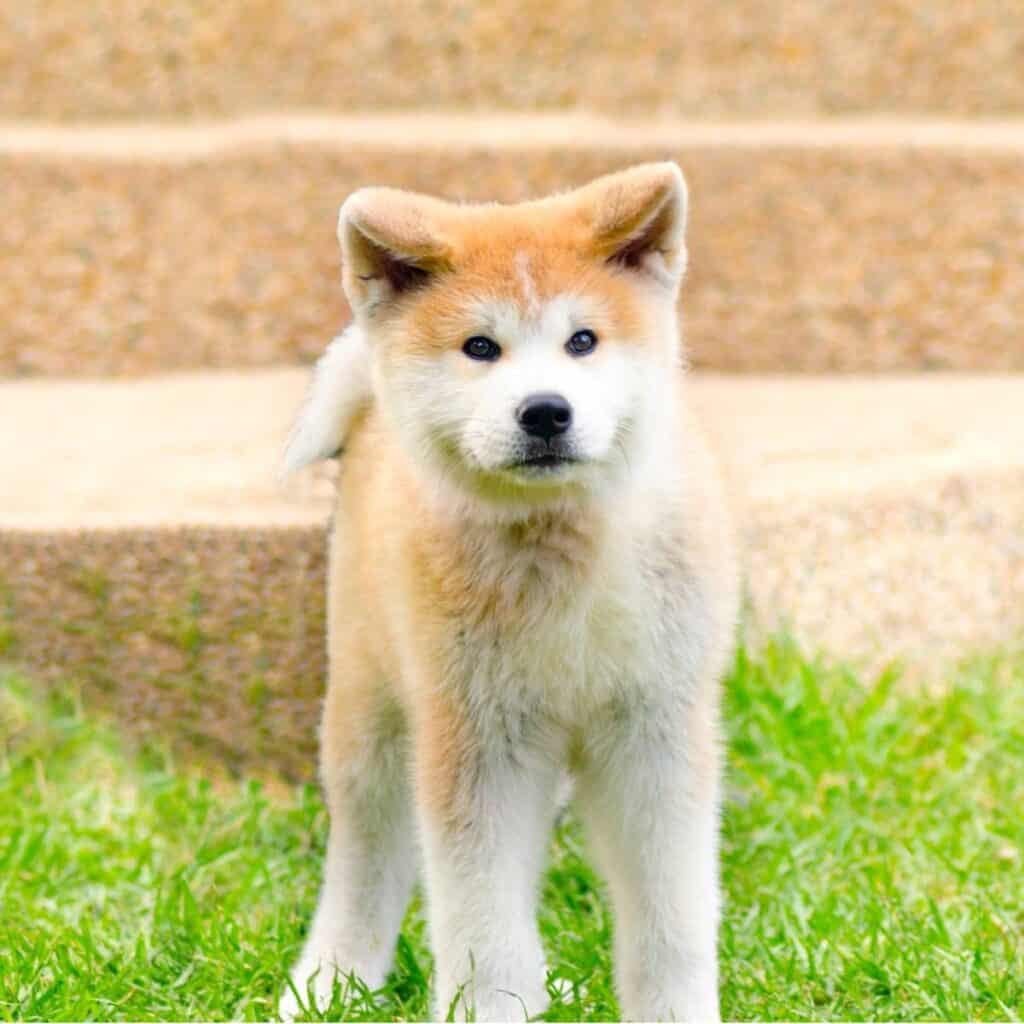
[284,163,738,1022]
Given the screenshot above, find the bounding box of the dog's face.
[340,164,688,506]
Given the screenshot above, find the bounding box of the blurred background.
[1,7,1022,1021]
[0,1,1022,774]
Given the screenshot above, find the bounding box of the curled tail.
[282,324,372,475]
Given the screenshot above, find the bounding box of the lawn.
[1,641,1021,1021]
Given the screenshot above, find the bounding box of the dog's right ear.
[338,188,451,317]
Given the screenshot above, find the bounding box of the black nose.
[516,393,573,442]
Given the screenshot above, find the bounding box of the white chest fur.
[442,502,707,725]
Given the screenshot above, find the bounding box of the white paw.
[278,972,331,1021]
[438,977,548,1022]
[624,990,720,1023]
[278,957,361,1021]
[277,982,309,1023]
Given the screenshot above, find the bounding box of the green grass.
[1,641,1021,1021]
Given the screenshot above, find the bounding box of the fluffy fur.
[281,163,739,1022]
[284,324,371,473]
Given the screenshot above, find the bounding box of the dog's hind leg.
[280,671,415,1020]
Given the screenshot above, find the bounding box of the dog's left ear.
[575,162,688,289]
[338,188,451,317]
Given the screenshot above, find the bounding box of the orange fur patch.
[391,214,656,360]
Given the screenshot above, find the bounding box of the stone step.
[1,370,1021,776]
[2,1,1022,119]
[3,116,1024,377]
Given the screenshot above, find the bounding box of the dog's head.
[341,163,689,509]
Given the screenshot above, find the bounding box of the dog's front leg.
[413,693,559,1022]
[280,681,416,1020]
[577,694,722,1022]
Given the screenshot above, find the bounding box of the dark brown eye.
[566,329,598,356]
[463,336,501,361]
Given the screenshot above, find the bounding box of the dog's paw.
[277,983,308,1023]
[438,976,549,1023]
[278,959,344,1022]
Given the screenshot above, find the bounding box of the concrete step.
[3,116,1024,377]
[2,1,1022,119]
[2,370,1021,777]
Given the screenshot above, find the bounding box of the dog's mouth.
[505,452,579,473]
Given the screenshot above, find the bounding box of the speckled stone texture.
[4,0,1022,780]
[4,143,1024,376]
[0,528,327,779]
[4,466,1020,779]
[744,471,1024,665]
[2,0,1022,119]
[1,368,1021,776]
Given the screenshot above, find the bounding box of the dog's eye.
[566,329,598,356]
[462,336,501,361]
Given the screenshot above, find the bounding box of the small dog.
[281,163,738,1022]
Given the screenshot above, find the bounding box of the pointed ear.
[338,188,451,316]
[577,162,688,288]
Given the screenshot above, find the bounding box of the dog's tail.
[282,324,372,476]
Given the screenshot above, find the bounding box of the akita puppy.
[281,163,738,1022]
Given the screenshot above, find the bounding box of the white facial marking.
[515,251,540,318]
[379,283,677,517]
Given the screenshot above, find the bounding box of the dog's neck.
[398,372,686,609]
[410,490,612,622]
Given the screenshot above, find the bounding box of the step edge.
[3,114,1024,161]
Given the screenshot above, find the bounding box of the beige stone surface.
[2,369,1022,530]
[745,470,1024,663]
[2,1,1023,119]
[2,369,1020,775]
[5,115,1024,159]
[2,370,322,530]
[4,123,1024,376]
